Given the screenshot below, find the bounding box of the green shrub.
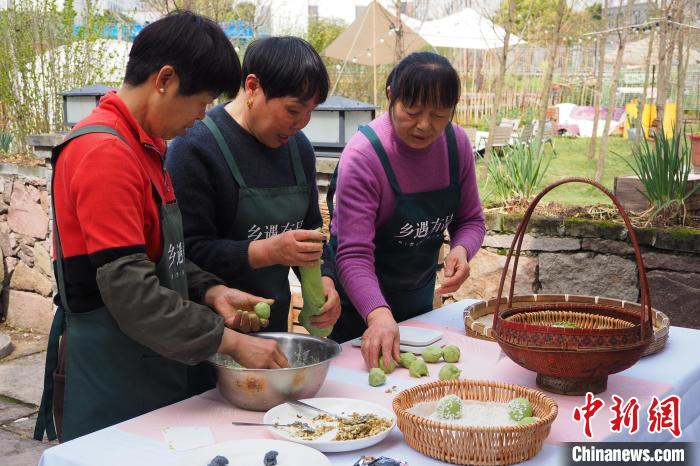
[619,128,698,224]
[0,131,11,153]
[486,140,552,206]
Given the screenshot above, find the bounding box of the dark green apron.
[328,124,461,343]
[34,126,191,442]
[202,116,310,332]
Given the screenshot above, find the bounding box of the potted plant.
[626,115,638,140]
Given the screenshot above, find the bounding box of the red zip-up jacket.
[53,91,224,364]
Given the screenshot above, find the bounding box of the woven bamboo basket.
[464,295,669,357]
[392,380,558,466]
[492,178,654,395]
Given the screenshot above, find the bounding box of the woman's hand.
[249,229,324,268]
[310,276,341,328]
[361,307,400,370]
[218,329,288,368]
[436,246,470,294]
[205,285,274,333]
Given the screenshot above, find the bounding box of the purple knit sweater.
[330,112,486,321]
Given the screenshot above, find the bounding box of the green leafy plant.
[486,140,552,206]
[619,127,699,225]
[0,131,11,153]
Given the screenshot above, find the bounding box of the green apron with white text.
[202,116,310,332]
[34,126,191,442]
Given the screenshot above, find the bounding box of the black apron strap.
[326,163,339,221]
[358,125,402,195]
[202,115,247,188]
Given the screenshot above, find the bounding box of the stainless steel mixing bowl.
[208,332,342,411]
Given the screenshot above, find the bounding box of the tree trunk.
[482,0,514,174]
[588,0,609,159]
[595,0,635,182]
[655,0,670,126]
[638,29,655,144]
[674,17,689,132]
[534,0,567,155]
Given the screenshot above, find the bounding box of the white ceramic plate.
[177,439,330,466]
[263,397,396,453]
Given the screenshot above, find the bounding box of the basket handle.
[492,177,652,341]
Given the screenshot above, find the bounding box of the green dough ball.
[254,302,271,319]
[422,346,443,363]
[399,352,417,369]
[408,357,429,378]
[438,363,461,381]
[436,395,463,420]
[368,367,386,386]
[442,345,461,363]
[517,416,538,425]
[378,354,397,374]
[508,397,533,421]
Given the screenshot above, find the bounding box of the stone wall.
[0,171,55,334]
[452,212,700,329]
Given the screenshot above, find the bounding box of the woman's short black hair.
[124,11,240,98]
[242,36,329,103]
[386,52,460,112]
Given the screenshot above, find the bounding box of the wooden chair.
[515,123,534,144]
[500,118,521,133]
[464,127,478,151]
[480,125,513,156]
[533,120,557,156]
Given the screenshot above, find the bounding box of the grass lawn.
[476,135,637,206]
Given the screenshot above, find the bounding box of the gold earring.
[246,99,253,109]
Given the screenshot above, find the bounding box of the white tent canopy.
[403,8,525,50]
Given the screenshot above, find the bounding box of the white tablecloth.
[39,299,699,466]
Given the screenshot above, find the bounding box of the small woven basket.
[492,178,654,395]
[392,380,558,466]
[464,295,669,357]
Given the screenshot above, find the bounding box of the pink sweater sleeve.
[333,139,390,321]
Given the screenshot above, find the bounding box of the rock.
[16,245,34,268]
[538,252,638,301]
[3,256,19,284]
[0,222,17,257]
[2,179,12,204]
[33,243,52,278]
[39,190,49,212]
[452,249,537,301]
[482,234,580,252]
[647,270,700,329]
[0,198,8,215]
[2,290,54,333]
[25,184,41,203]
[581,239,635,256]
[0,246,4,291]
[16,234,36,248]
[9,262,52,297]
[7,181,48,239]
[644,251,700,274]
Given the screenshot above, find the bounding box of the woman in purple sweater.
[328,52,486,369]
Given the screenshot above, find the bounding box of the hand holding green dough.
[254,302,271,320]
[378,353,397,374]
[409,357,429,378]
[438,363,461,380]
[298,231,332,337]
[442,345,460,363]
[422,346,442,363]
[368,368,386,386]
[399,352,417,369]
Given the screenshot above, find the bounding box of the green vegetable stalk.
[299,258,332,337]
